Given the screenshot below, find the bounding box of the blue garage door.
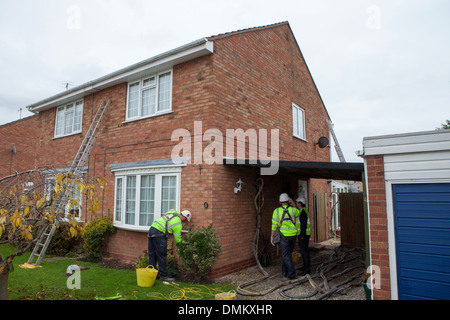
[392,183,450,300]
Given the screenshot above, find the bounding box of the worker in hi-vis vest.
[271,193,300,281]
[295,196,311,276]
[148,209,192,282]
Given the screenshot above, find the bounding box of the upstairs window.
[55,100,83,138]
[292,103,306,140]
[126,70,172,121]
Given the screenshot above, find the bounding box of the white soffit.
[363,130,450,156]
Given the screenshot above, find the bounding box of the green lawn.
[1,244,235,300]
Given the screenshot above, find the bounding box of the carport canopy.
[223,158,364,181]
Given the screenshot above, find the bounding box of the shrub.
[134,253,148,269]
[47,224,82,256]
[81,217,115,261]
[136,242,177,277]
[177,224,221,282]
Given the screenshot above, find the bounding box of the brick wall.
[208,23,330,162]
[210,165,306,277]
[86,56,217,260]
[203,24,330,277]
[365,155,391,300]
[0,115,39,177]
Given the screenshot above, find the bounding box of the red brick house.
[0,22,340,277]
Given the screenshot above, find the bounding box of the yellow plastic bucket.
[215,290,236,300]
[136,265,158,288]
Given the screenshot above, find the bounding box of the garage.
[362,129,450,300]
[392,183,450,299]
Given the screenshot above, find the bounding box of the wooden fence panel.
[314,193,328,243]
[339,193,365,248]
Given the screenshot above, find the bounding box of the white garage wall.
[384,150,450,181]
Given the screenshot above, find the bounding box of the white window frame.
[113,166,181,232]
[292,103,306,141]
[125,69,173,122]
[54,100,83,138]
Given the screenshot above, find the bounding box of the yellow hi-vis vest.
[296,207,312,236]
[151,209,183,243]
[271,205,300,237]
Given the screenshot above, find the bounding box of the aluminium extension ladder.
[327,120,357,192]
[27,99,111,266]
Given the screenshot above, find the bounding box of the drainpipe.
[357,149,370,268]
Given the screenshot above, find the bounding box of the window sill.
[61,217,85,224]
[113,223,190,234]
[113,223,149,233]
[52,131,82,140]
[123,110,173,124]
[293,135,308,143]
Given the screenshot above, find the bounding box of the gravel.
[214,245,368,301]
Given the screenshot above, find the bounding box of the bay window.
[113,166,181,231]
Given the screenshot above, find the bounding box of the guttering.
[26,38,214,113]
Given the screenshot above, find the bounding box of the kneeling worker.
[271,193,300,281]
[148,209,192,281]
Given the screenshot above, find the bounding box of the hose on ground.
[280,247,366,300]
[236,177,366,299]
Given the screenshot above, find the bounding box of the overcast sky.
[0,0,449,162]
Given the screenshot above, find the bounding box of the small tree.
[0,167,106,300]
[441,120,450,130]
[177,224,221,283]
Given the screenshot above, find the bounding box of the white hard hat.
[279,193,290,202]
[181,210,192,222]
[296,196,306,204]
